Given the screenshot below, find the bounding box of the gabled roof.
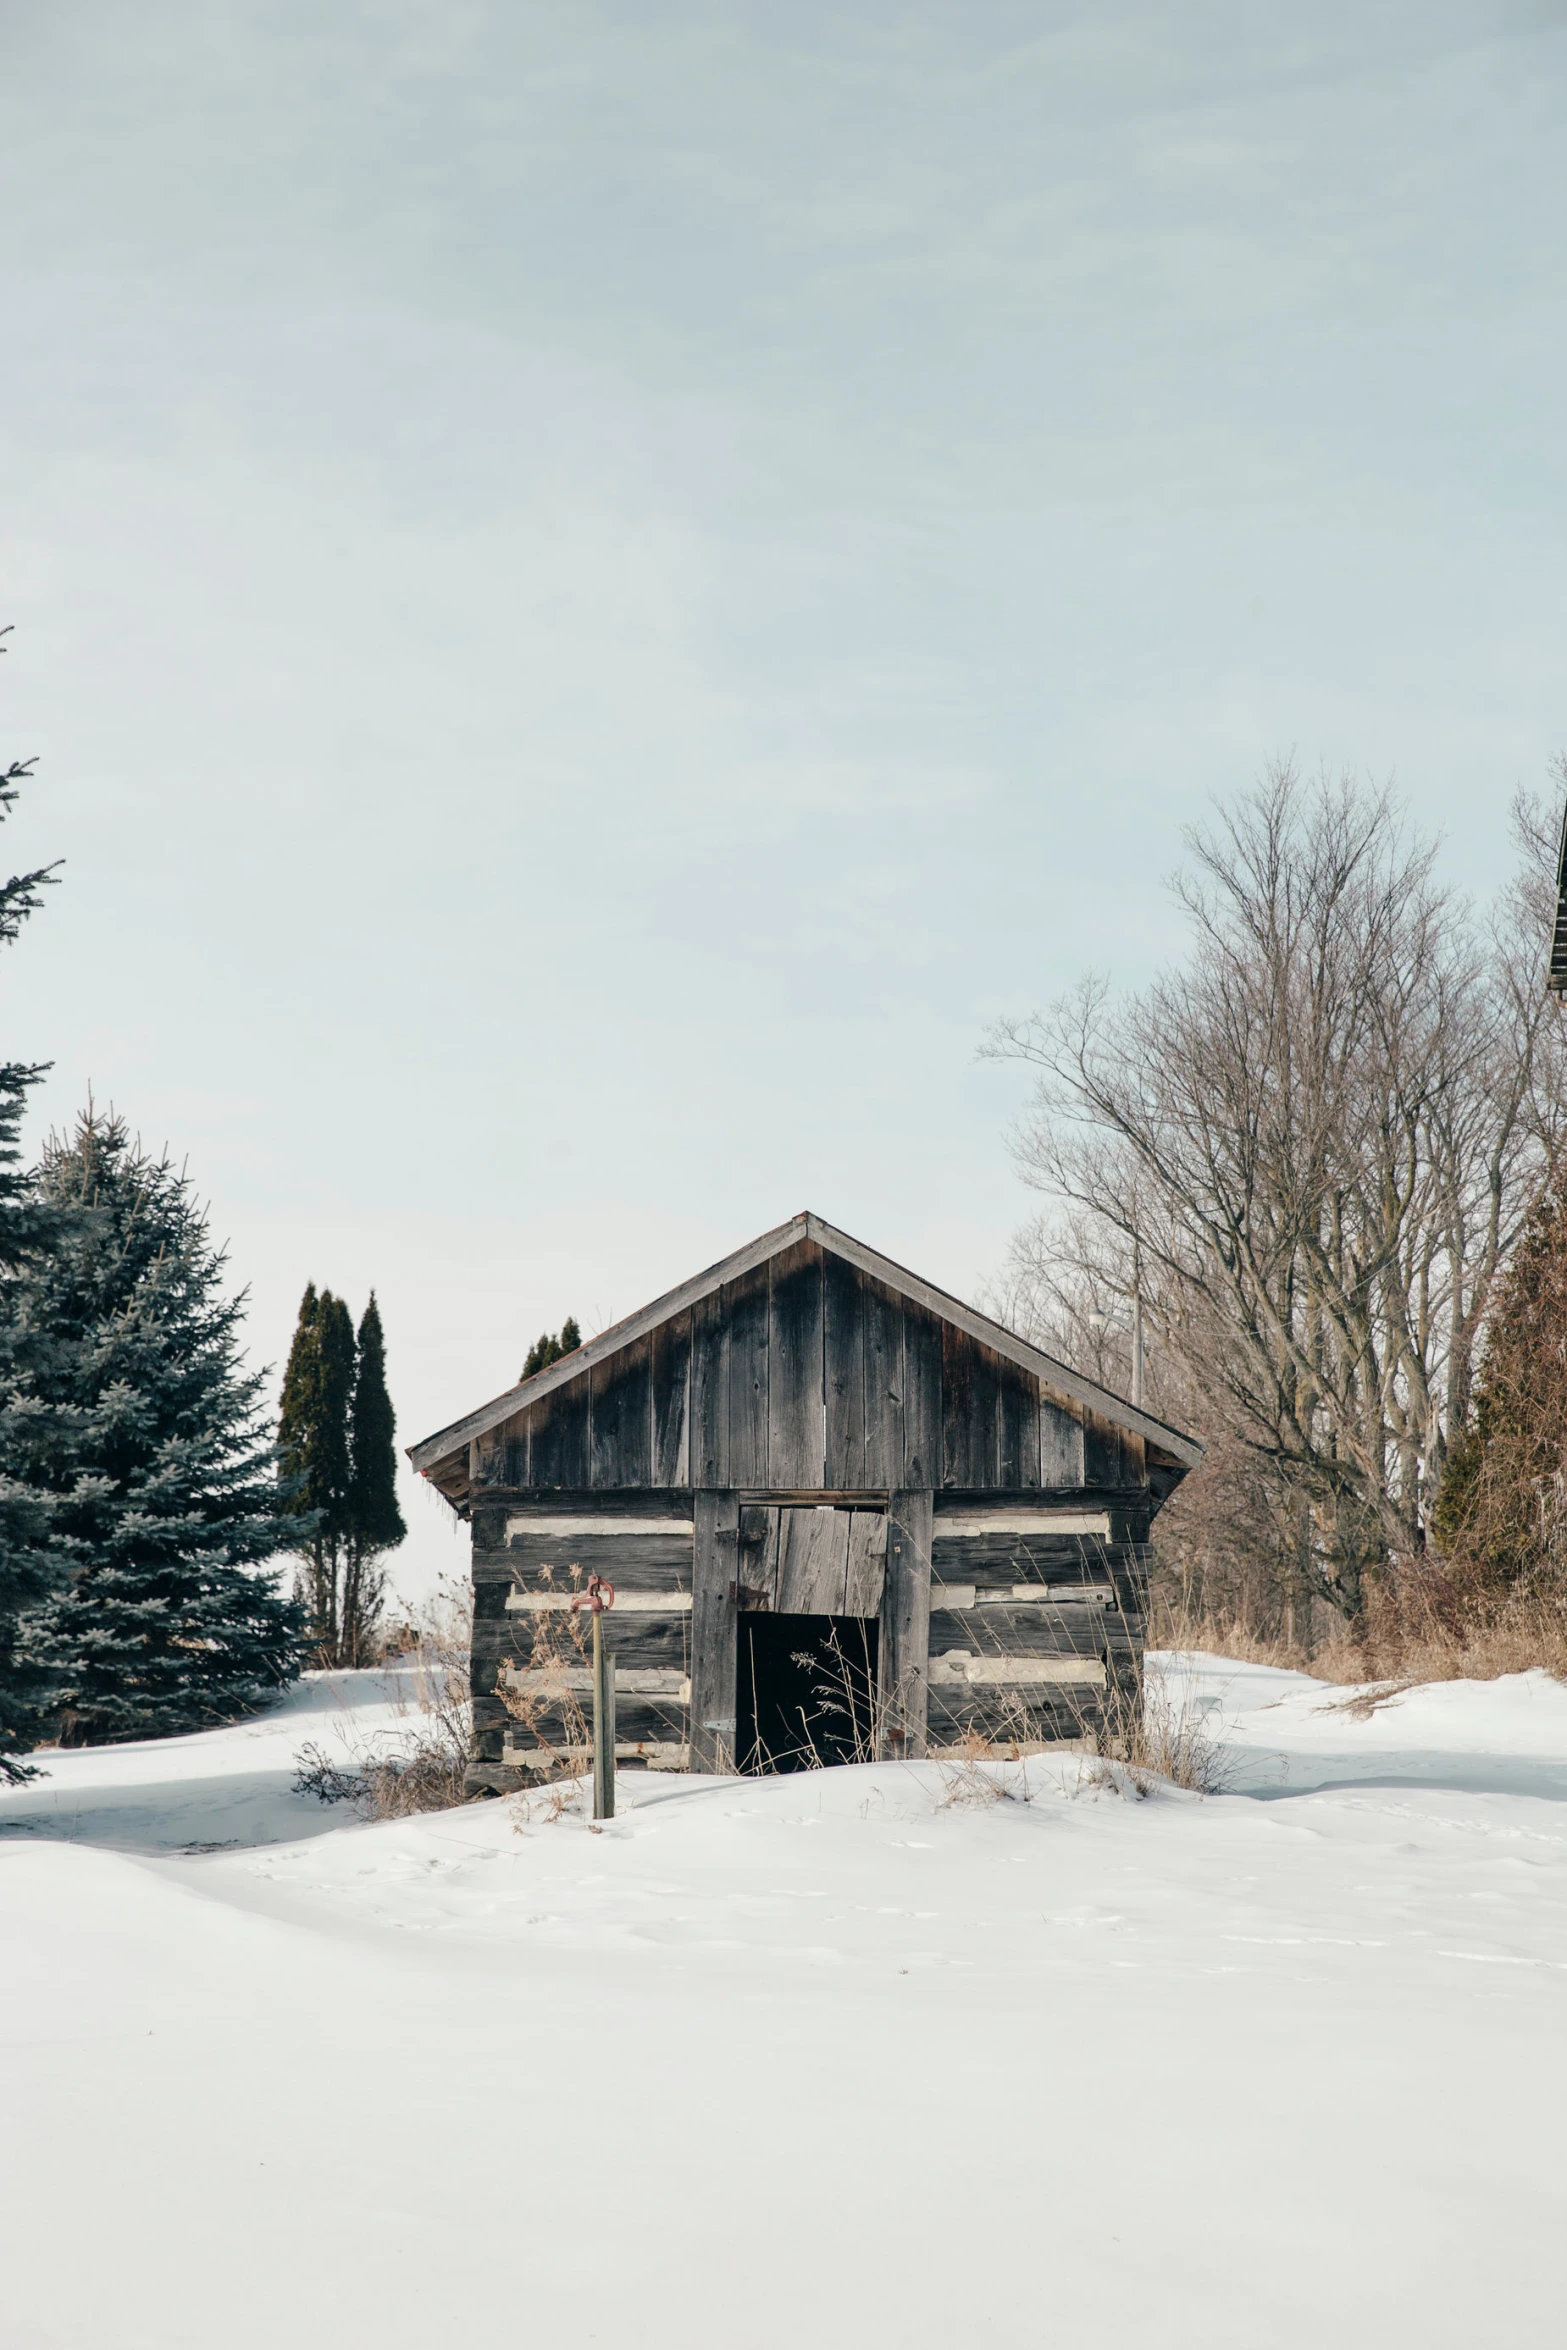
[408,1210,1203,1477]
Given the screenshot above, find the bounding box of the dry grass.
[1165,1582,1567,1692]
[1312,1584,1567,1688]
[509,1776,588,1832]
[492,1562,598,1777]
[930,1665,1231,1806]
[292,1577,475,1820]
[1116,1672,1234,1791]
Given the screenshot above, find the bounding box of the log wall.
[467,1489,1151,1791]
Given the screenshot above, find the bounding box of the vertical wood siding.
[471,1242,1144,1497]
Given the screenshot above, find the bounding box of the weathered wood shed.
[407,1213,1201,1789]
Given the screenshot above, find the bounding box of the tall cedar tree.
[1433,1181,1567,1597]
[344,1293,404,1658]
[17,1110,307,1743]
[0,647,69,1780]
[521,1316,580,1379]
[278,1286,355,1661]
[279,1286,404,1666]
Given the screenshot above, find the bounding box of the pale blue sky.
[2,3,1563,1595]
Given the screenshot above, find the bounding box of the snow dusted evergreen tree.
[279,1283,403,1665]
[0,648,70,1781]
[16,1110,307,1743]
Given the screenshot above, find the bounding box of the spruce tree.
[342,1292,404,1665]
[16,1109,307,1743]
[0,650,70,1780]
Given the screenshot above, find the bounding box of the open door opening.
[737,1614,879,1774]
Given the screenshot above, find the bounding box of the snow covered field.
[4,1658,1565,2350]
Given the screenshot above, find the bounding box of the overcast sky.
[2,1,1563,1600]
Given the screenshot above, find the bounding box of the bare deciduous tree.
[988,764,1566,1625]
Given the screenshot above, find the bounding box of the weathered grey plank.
[588,1332,652,1489]
[822,1250,866,1489]
[478,1403,527,1490]
[690,1285,729,1487]
[472,1426,507,1495]
[500,1491,694,1521]
[926,1689,1098,1743]
[499,1692,689,1748]
[690,1490,739,1771]
[861,1276,905,1490]
[735,1504,778,1609]
[928,1652,1106,1689]
[480,1613,689,1670]
[497,1531,693,1580]
[997,1362,1036,1490]
[523,1390,557,1490]
[1039,1399,1086,1486]
[902,1303,942,1488]
[650,1310,692,1486]
[931,1530,1127,1579]
[528,1373,592,1489]
[882,1488,933,1757]
[767,1240,825,1489]
[471,1502,507,1552]
[969,1343,1003,1490]
[843,1510,887,1617]
[926,1607,1106,1659]
[556,1378,592,1488]
[726,1266,770,1488]
[775,1507,851,1613]
[940,1322,974,1488]
[1082,1406,1127,1488]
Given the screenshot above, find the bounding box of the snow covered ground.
[3,1657,1565,2349]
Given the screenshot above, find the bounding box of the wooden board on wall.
[882,1488,933,1758]
[735,1506,886,1617]
[726,1266,770,1486]
[1040,1398,1085,1486]
[861,1276,905,1491]
[689,1490,739,1772]
[1082,1406,1126,1488]
[998,1361,1039,1489]
[768,1241,826,1488]
[690,1286,729,1488]
[528,1376,591,1489]
[589,1332,651,1489]
[775,1507,851,1612]
[902,1305,942,1489]
[823,1250,867,1488]
[940,1321,974,1488]
[650,1313,692,1487]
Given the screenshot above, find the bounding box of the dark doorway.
[737,1614,880,1774]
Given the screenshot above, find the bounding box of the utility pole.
[1132,1233,1145,1412]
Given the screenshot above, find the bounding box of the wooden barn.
[407,1213,1202,1789]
